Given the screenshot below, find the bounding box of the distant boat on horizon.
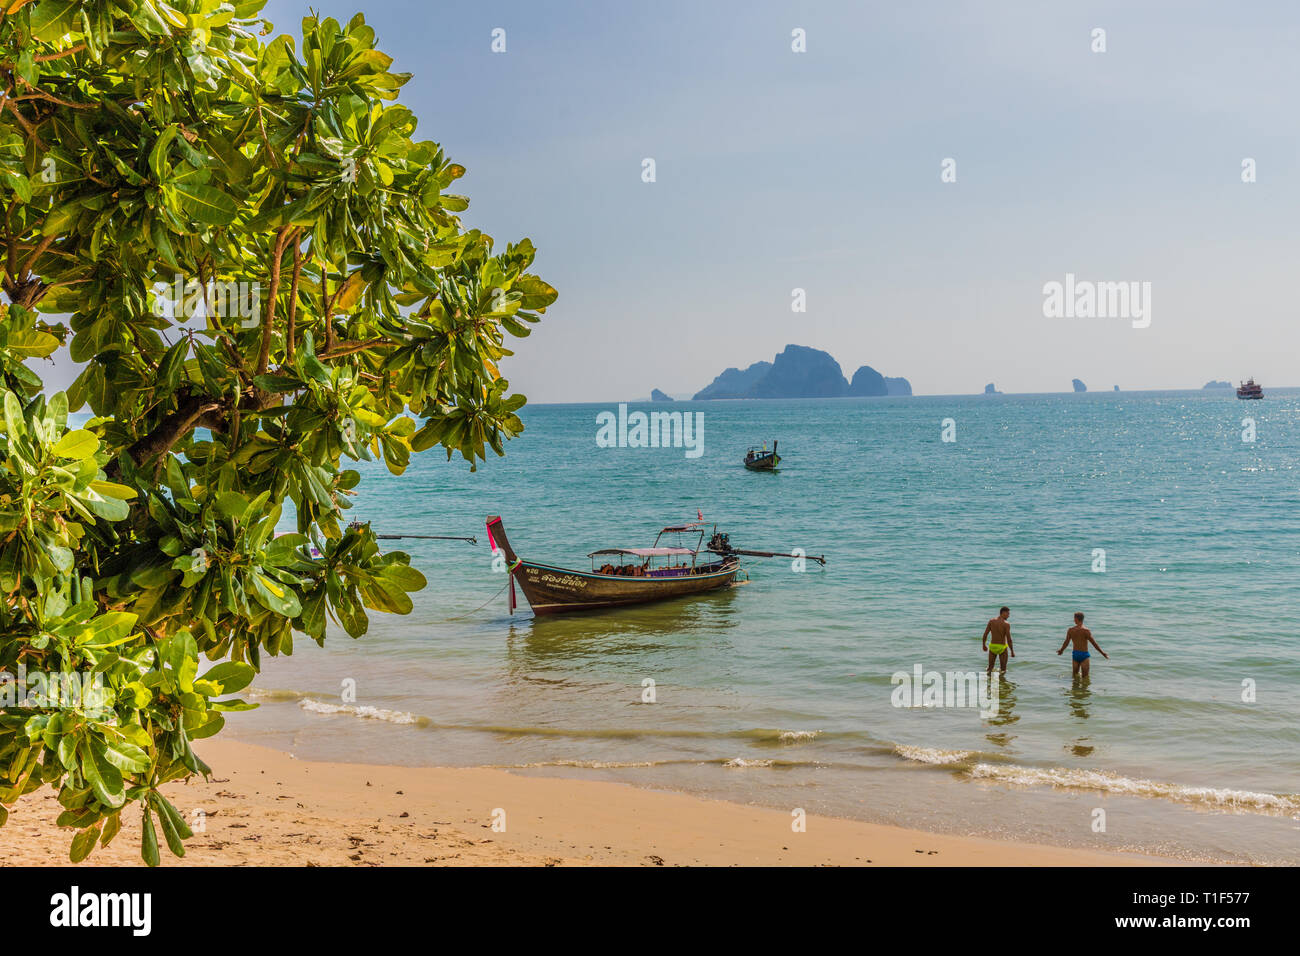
[1236,379,1263,400]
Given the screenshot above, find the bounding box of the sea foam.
[895,744,973,765]
[297,698,427,726]
[969,763,1300,816]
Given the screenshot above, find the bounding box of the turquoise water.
[231,391,1300,863]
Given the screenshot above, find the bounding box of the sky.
[37,1,1300,401]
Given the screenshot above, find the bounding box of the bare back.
[1066,625,1091,650]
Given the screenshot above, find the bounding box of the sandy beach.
[4,739,1169,866]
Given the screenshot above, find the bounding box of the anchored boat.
[485,516,740,615]
[744,440,780,471]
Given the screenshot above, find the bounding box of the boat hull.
[744,454,780,471]
[485,515,740,615]
[514,558,740,614]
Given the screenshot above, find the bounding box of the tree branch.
[317,338,386,360]
[286,241,303,363]
[105,386,284,480]
[105,391,222,480]
[0,97,42,146]
[18,233,54,277]
[256,227,294,375]
[34,43,86,62]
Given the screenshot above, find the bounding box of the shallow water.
[229,390,1300,864]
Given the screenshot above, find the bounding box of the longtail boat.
[485,516,741,615]
[744,440,780,471]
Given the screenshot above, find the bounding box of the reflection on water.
[1066,680,1093,721]
[985,674,1020,746]
[503,587,742,670]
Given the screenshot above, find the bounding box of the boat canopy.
[589,547,695,557]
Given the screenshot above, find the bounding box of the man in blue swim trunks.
[1057,612,1108,678]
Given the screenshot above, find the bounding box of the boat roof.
[659,521,705,533]
[590,547,696,557]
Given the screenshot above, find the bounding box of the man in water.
[981,606,1014,674]
[1057,612,1109,678]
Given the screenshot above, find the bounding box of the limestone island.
[692,345,912,400]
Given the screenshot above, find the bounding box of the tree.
[0,0,554,864]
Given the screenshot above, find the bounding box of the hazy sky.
[37,1,1300,401]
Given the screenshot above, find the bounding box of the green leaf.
[100,812,122,847]
[249,570,301,617]
[151,792,189,857]
[141,807,160,867]
[87,480,137,501]
[158,340,189,390]
[198,660,256,695]
[4,329,60,357]
[100,738,151,775]
[214,491,248,520]
[51,429,98,460]
[167,631,199,692]
[69,824,102,863]
[28,1,79,42]
[166,182,238,226]
[80,739,126,808]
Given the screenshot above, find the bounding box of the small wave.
[778,730,821,742]
[896,744,973,765]
[247,687,311,702]
[245,697,840,745]
[969,764,1300,816]
[506,759,666,770]
[724,758,775,768]
[298,698,429,727]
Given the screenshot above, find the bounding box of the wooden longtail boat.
[485,516,741,615]
[744,440,780,471]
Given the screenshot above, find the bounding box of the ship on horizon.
[1236,378,1264,400]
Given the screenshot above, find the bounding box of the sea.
[227,390,1300,864]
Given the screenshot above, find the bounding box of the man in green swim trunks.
[1057,612,1108,678]
[981,606,1014,674]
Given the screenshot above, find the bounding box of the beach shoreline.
[5,739,1174,866]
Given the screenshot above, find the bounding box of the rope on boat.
[441,561,523,621]
[441,578,514,621]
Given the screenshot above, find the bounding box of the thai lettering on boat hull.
[534,571,588,591]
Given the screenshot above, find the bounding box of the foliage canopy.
[0,0,553,863]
